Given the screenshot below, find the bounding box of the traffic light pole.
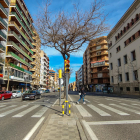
[59,78,61,106]
[66,73,68,115]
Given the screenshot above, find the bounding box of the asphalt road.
[69,91,140,140]
[0,92,59,140]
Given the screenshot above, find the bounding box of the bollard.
[68,103,71,116]
[62,101,71,116]
[62,104,64,116]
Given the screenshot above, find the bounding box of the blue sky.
[24,0,134,83]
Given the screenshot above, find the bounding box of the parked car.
[53,90,58,92]
[45,90,50,93]
[22,90,41,100]
[12,90,22,98]
[0,91,13,101]
[39,89,45,94]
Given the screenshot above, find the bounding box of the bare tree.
[35,0,109,59]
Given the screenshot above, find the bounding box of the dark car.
[45,90,50,93]
[22,90,41,100]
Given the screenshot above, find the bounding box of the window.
[15,70,17,77]
[125,72,129,81]
[135,87,139,91]
[132,34,135,40]
[121,30,122,36]
[124,41,126,46]
[111,76,114,83]
[5,70,7,75]
[115,36,117,41]
[131,19,134,25]
[110,53,112,58]
[119,74,122,82]
[120,87,123,91]
[126,87,130,91]
[116,46,121,52]
[20,63,22,68]
[136,14,139,21]
[133,70,138,80]
[124,27,126,33]
[124,55,127,64]
[131,50,136,61]
[17,71,20,78]
[127,23,130,29]
[118,33,120,38]
[118,58,121,67]
[129,37,131,43]
[110,63,113,70]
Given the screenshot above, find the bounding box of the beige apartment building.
[108,0,140,95]
[83,36,109,92]
[30,29,41,89]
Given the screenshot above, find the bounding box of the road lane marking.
[68,94,75,105]
[0,105,27,117]
[76,105,92,117]
[84,99,90,103]
[0,105,6,108]
[93,100,101,104]
[132,104,140,107]
[52,99,58,106]
[13,105,39,117]
[110,104,140,114]
[31,106,50,117]
[87,104,111,116]
[0,105,17,112]
[82,120,98,140]
[87,120,140,125]
[23,117,45,140]
[99,104,129,115]
[106,98,121,102]
[120,103,140,110]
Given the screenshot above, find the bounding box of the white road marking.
[99,104,129,115]
[0,105,17,112]
[87,104,111,116]
[31,106,49,117]
[93,100,101,104]
[0,105,6,108]
[132,104,140,107]
[52,99,58,106]
[13,105,39,117]
[87,120,140,125]
[0,105,27,117]
[82,120,98,140]
[120,103,140,110]
[68,94,75,105]
[76,105,92,117]
[84,99,90,103]
[23,117,45,140]
[106,98,121,102]
[110,104,140,114]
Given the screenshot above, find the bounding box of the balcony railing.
[0,57,4,64]
[0,3,8,16]
[0,30,6,40]
[8,31,33,54]
[7,41,33,61]
[9,21,34,50]
[7,52,32,68]
[0,44,5,52]
[0,16,7,28]
[10,12,33,42]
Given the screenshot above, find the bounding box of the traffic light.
[65,59,70,73]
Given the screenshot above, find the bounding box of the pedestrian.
[77,87,86,104]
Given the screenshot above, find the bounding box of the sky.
[24,0,134,83]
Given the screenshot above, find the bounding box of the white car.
[12,90,22,98]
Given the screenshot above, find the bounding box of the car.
[22,90,41,100]
[12,90,22,98]
[0,91,13,101]
[53,90,58,92]
[45,90,50,93]
[38,89,45,94]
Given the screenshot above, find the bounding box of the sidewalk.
[34,98,87,140]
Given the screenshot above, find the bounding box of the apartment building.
[40,50,49,88]
[76,65,84,91]
[0,0,9,90]
[83,36,109,91]
[69,81,76,91]
[108,0,140,95]
[30,29,41,89]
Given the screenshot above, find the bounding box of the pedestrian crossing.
[0,104,50,118]
[76,102,140,117]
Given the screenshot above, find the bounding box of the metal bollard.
[68,103,71,116]
[62,104,64,116]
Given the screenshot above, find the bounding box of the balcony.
[90,46,108,53]
[0,3,8,18]
[7,41,33,61]
[9,12,33,43]
[0,30,6,41]
[0,17,7,29]
[0,0,9,8]
[90,52,108,58]
[91,60,109,68]
[0,43,5,53]
[8,31,33,54]
[30,68,35,71]
[7,52,32,68]
[9,21,34,50]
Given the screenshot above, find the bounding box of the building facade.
[49,69,58,88]
[4,0,35,91]
[0,0,9,90]
[108,0,140,95]
[40,50,49,88]
[83,36,109,92]
[69,81,76,91]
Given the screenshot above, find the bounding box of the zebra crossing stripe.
[87,104,111,116]
[0,105,27,117]
[0,105,17,112]
[132,104,140,107]
[99,104,129,115]
[120,103,140,110]
[76,105,92,117]
[0,105,6,108]
[31,106,49,117]
[110,104,140,114]
[84,99,90,103]
[106,98,121,102]
[13,105,39,117]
